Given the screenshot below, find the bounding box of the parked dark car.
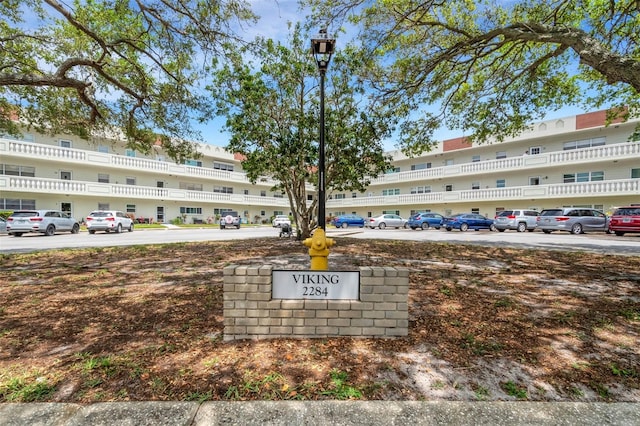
[407,212,444,230]
[444,213,496,232]
[537,208,608,234]
[332,214,365,228]
[608,206,640,236]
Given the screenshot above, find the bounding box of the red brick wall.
[443,137,472,152]
[576,108,627,130]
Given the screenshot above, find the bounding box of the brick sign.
[272,270,360,300]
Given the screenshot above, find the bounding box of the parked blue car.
[407,212,444,230]
[332,214,366,228]
[444,213,496,232]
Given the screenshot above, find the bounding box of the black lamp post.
[311,28,335,230]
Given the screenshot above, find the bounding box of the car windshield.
[541,210,563,216]
[11,211,38,217]
[614,208,640,215]
[497,211,513,217]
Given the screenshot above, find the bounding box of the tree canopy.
[209,24,394,237]
[0,0,256,162]
[305,0,640,155]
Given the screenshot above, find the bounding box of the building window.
[243,189,249,195]
[471,182,480,190]
[126,204,136,213]
[445,184,453,192]
[496,151,507,159]
[125,149,136,157]
[563,137,606,150]
[98,203,109,210]
[529,146,542,155]
[126,177,136,185]
[213,186,233,194]
[334,193,345,199]
[261,190,266,197]
[472,155,480,162]
[185,159,202,167]
[98,173,109,183]
[411,163,431,170]
[352,192,357,198]
[59,139,72,148]
[496,179,506,188]
[0,198,36,210]
[564,171,604,183]
[1,164,35,177]
[179,207,202,214]
[471,208,480,214]
[529,177,540,185]
[444,159,454,166]
[632,168,640,178]
[60,171,71,180]
[213,162,234,171]
[98,145,109,153]
[382,188,400,196]
[180,182,203,191]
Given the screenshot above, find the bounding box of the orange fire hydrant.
[303,228,335,270]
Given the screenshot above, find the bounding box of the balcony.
[327,178,640,208]
[371,142,640,185]
[0,176,291,207]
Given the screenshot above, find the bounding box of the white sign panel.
[272,270,360,300]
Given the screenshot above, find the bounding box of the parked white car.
[272,215,291,228]
[7,209,80,236]
[86,210,134,234]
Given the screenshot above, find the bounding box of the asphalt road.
[1,225,638,255]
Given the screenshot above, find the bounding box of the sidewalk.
[1,401,638,425]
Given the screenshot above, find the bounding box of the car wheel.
[12,233,23,237]
[489,224,497,232]
[517,222,527,232]
[341,222,348,229]
[498,229,505,232]
[615,231,624,236]
[71,223,80,234]
[220,225,225,230]
[379,223,386,229]
[571,223,583,234]
[115,223,122,233]
[129,223,134,232]
[543,230,552,234]
[446,227,452,231]
[421,222,430,230]
[460,223,469,232]
[89,230,96,234]
[45,225,55,236]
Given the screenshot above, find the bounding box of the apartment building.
[1,109,639,223]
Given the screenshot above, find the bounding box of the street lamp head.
[311,28,335,72]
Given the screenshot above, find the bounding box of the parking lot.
[0,225,638,256]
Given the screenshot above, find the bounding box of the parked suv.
[493,209,539,232]
[7,209,80,236]
[86,210,134,234]
[407,212,444,230]
[537,208,608,234]
[608,206,640,236]
[219,211,241,229]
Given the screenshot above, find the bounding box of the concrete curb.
[1,402,638,425]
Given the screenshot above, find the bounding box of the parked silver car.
[86,210,134,234]
[367,214,408,229]
[537,208,608,234]
[493,209,539,232]
[0,217,6,234]
[7,210,80,236]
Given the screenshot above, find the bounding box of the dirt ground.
[0,238,638,402]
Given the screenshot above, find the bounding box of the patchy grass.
[1,238,639,402]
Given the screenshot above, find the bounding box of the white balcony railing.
[2,176,290,207]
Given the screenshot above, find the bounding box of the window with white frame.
[180,207,202,214]
[563,137,606,150]
[632,168,640,178]
[213,186,233,194]
[471,181,480,190]
[1,164,35,177]
[444,159,454,166]
[180,182,203,191]
[185,159,202,167]
[59,139,72,148]
[126,177,136,185]
[445,184,453,191]
[496,151,507,159]
[472,155,480,162]
[126,204,136,213]
[213,162,234,171]
[563,171,604,183]
[496,179,506,188]
[382,188,400,196]
[529,146,542,155]
[98,203,109,210]
[125,149,136,157]
[98,145,109,153]
[334,193,345,199]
